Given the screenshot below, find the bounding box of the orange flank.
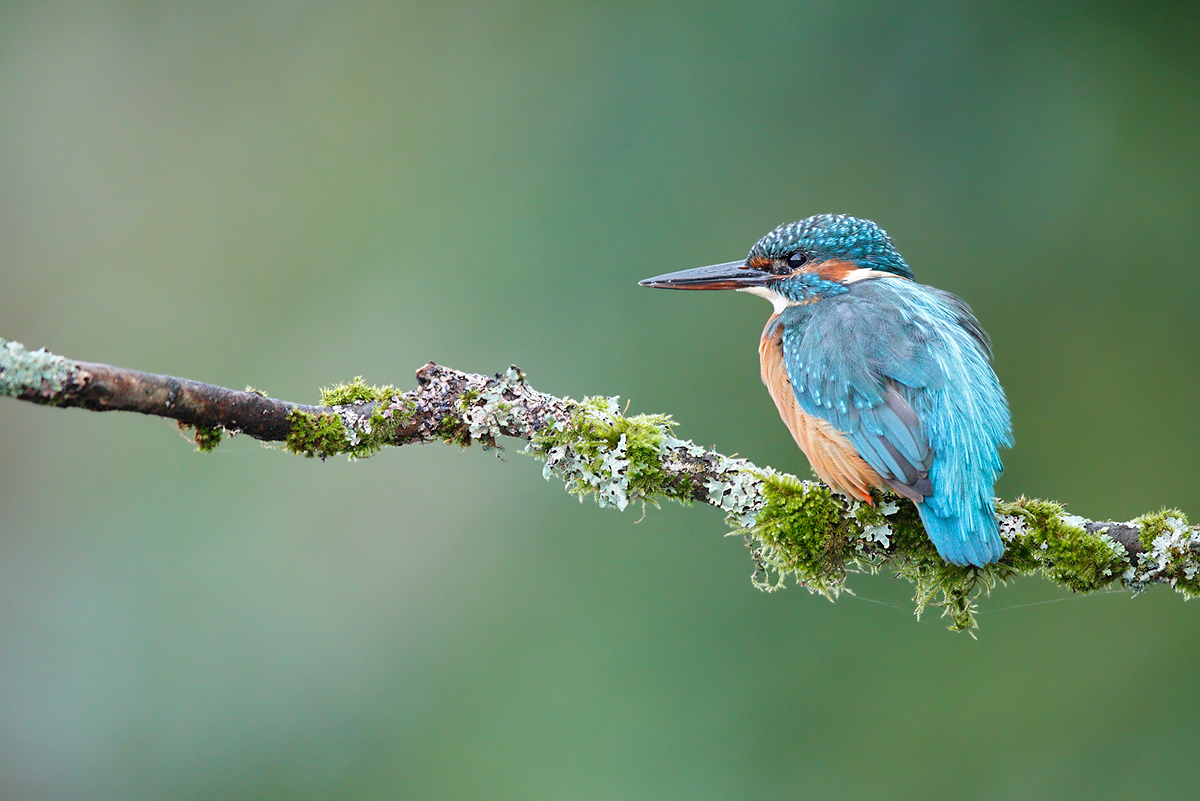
[758,315,883,503]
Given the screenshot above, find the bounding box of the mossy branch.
[4,337,1197,631]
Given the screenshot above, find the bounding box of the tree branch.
[3,337,1197,631]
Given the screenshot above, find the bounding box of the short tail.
[916,503,1004,567]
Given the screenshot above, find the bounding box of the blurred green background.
[2,2,1198,799]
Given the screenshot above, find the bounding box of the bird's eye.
[785,252,809,270]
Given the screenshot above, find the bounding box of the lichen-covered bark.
[3,337,1198,631]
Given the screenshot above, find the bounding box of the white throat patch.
[738,285,792,315]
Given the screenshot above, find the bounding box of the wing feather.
[763,276,1011,566]
[759,315,881,502]
[774,281,946,503]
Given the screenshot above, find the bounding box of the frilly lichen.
[460,366,528,448]
[1132,510,1199,596]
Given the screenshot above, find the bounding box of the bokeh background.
[2,2,1198,799]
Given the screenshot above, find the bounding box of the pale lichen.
[705,457,768,529]
[460,366,531,447]
[1130,511,1200,596]
[0,339,72,398]
[998,514,1029,541]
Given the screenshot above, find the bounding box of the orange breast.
[759,315,883,503]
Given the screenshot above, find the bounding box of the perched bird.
[639,215,1012,567]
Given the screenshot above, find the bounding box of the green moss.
[379,397,419,441]
[320,376,399,406]
[177,422,223,452]
[739,480,996,629]
[192,424,222,452]
[850,496,1004,631]
[672,473,699,501]
[285,409,347,458]
[364,404,403,449]
[998,497,1126,592]
[746,472,848,596]
[867,495,1130,631]
[1040,512,1120,590]
[341,408,393,460]
[898,561,1001,632]
[457,387,480,410]
[284,388,412,461]
[740,487,1117,630]
[529,396,676,506]
[1176,571,1200,598]
[438,415,471,448]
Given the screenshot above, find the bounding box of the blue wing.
[776,278,1012,566]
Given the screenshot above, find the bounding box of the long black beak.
[638,260,773,290]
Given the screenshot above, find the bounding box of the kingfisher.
[640,214,1012,567]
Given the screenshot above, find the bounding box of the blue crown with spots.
[748,214,914,279]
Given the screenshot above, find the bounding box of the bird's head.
[639,214,912,310]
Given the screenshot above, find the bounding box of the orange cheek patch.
[813,258,857,282]
[747,255,772,270]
